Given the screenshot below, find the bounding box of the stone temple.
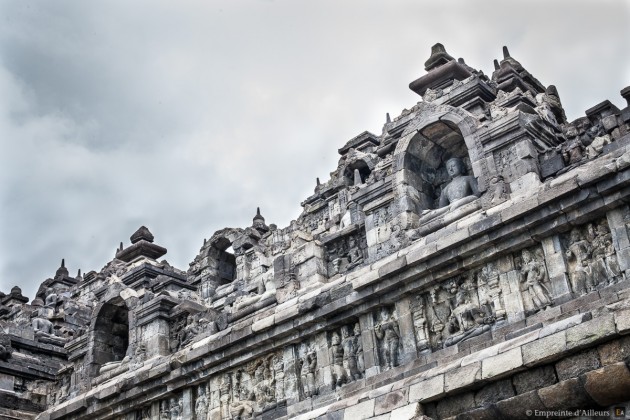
[2,44,630,420]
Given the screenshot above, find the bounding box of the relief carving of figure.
[272,354,285,401]
[160,400,171,419]
[347,236,364,269]
[229,372,255,419]
[219,374,232,420]
[169,396,183,420]
[353,323,364,374]
[565,228,595,295]
[520,249,553,311]
[591,222,622,286]
[177,315,199,349]
[341,325,362,381]
[252,362,275,412]
[412,296,429,352]
[195,384,208,420]
[374,307,400,370]
[329,331,348,389]
[299,343,317,398]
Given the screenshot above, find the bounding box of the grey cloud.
[1,0,628,300]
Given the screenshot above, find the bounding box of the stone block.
[497,330,540,353]
[495,390,544,419]
[615,308,630,334]
[565,313,616,351]
[374,389,407,416]
[460,345,498,366]
[512,365,557,395]
[500,196,539,223]
[481,347,523,379]
[251,315,275,332]
[597,335,630,365]
[0,374,13,391]
[537,378,591,410]
[408,374,444,402]
[538,312,588,338]
[389,402,421,420]
[444,362,481,393]
[378,256,407,278]
[342,399,374,420]
[555,349,601,381]
[435,392,476,419]
[475,378,515,406]
[522,331,567,366]
[581,362,630,406]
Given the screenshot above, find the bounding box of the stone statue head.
[340,325,350,339]
[380,307,391,321]
[354,323,361,335]
[331,331,340,345]
[445,157,466,178]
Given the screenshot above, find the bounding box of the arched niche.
[208,236,237,284]
[91,297,129,373]
[391,102,489,227]
[344,159,372,186]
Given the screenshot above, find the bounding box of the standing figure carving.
[169,396,182,420]
[353,323,364,374]
[412,296,430,352]
[219,374,232,420]
[374,307,400,370]
[299,343,317,398]
[272,354,285,401]
[195,384,208,420]
[591,222,622,285]
[341,325,362,381]
[565,228,595,295]
[520,249,552,311]
[329,331,347,389]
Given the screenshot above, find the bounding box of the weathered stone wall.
[2,44,630,420]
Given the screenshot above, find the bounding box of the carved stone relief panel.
[562,218,623,296]
[195,352,284,419]
[326,321,364,390]
[324,230,368,276]
[410,259,513,352]
[159,392,183,420]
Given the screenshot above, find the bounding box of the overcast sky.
[1,1,628,301]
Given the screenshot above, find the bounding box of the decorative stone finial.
[386,113,391,124]
[77,269,82,279]
[424,43,455,71]
[253,207,264,221]
[130,226,154,244]
[316,177,321,186]
[503,46,510,59]
[10,286,21,295]
[252,207,269,234]
[55,259,69,279]
[493,59,500,70]
[119,242,124,251]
